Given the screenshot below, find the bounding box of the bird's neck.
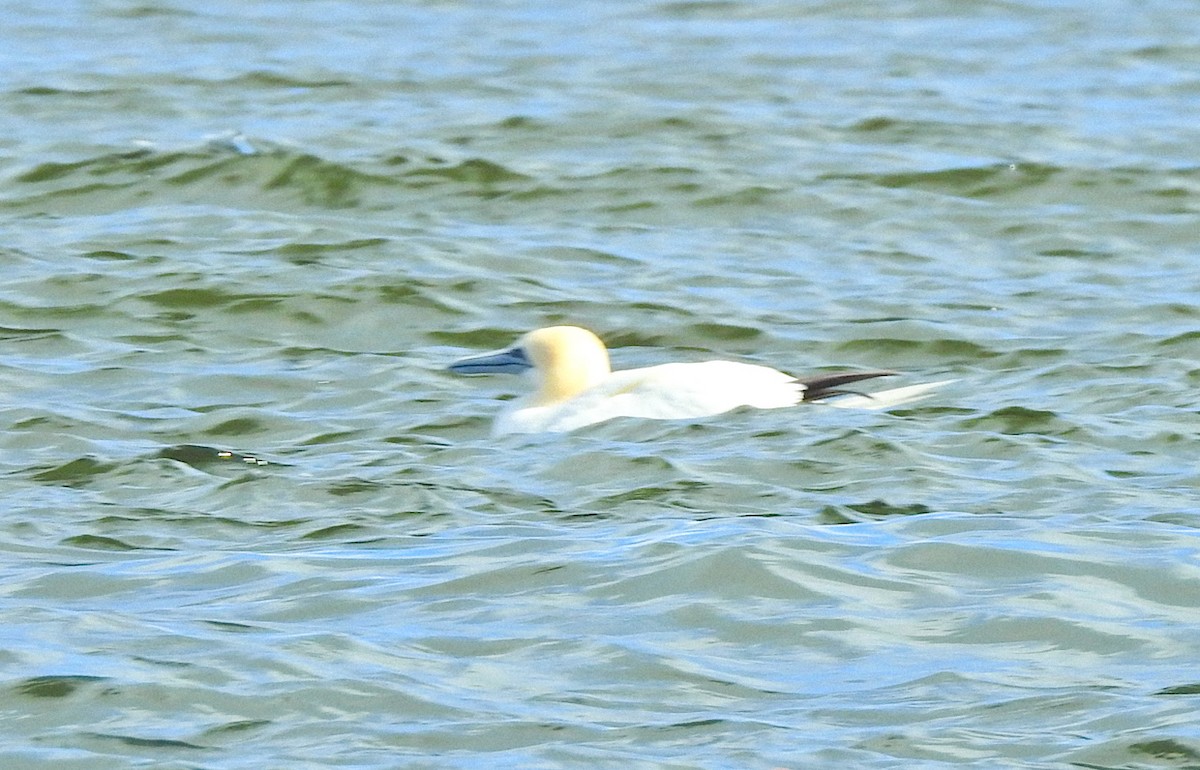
[533,359,609,405]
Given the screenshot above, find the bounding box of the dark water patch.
[375,281,463,313]
[15,85,123,98]
[523,246,641,269]
[199,417,272,438]
[505,184,575,202]
[129,656,198,672]
[326,478,388,496]
[686,322,762,341]
[232,70,353,90]
[495,114,542,130]
[963,406,1078,436]
[298,430,362,446]
[226,296,286,314]
[822,163,1034,198]
[592,481,707,507]
[0,324,62,341]
[262,153,370,207]
[202,620,269,633]
[1128,739,1200,762]
[13,147,161,184]
[157,444,269,468]
[817,506,860,525]
[1034,246,1117,259]
[848,115,930,137]
[653,717,727,731]
[601,199,658,213]
[820,500,936,524]
[7,144,395,212]
[655,0,749,18]
[694,185,780,207]
[1158,330,1200,349]
[835,337,996,362]
[31,457,117,486]
[459,485,565,517]
[430,327,528,349]
[140,286,273,310]
[260,237,389,266]
[14,674,108,698]
[201,719,272,737]
[827,164,1200,211]
[400,157,530,188]
[1155,683,1200,696]
[59,534,146,551]
[992,348,1069,368]
[567,166,707,207]
[82,249,141,262]
[301,523,370,540]
[0,295,111,324]
[881,163,1059,198]
[85,733,206,750]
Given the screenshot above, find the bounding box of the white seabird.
[449,325,949,436]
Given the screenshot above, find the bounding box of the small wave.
[7,141,386,211]
[5,139,565,212]
[961,405,1075,436]
[14,675,109,698]
[59,534,147,552]
[825,162,1060,199]
[31,456,119,487]
[825,162,1200,210]
[5,138,855,217]
[398,157,531,187]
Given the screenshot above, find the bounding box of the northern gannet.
[449,326,948,435]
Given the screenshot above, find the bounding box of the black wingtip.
[798,370,897,402]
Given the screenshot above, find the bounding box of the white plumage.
[448,326,949,436]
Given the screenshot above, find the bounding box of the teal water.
[2,2,1199,768]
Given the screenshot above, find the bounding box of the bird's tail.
[798,370,897,401]
[817,377,958,410]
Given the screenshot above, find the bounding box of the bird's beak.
[448,346,532,375]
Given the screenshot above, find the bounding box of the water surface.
[1,1,1199,768]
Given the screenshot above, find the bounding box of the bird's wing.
[539,361,803,431]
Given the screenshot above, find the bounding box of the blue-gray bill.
[448,346,532,375]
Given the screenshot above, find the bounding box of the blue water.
[1,1,1199,768]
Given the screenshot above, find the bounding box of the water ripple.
[2,0,1199,767]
